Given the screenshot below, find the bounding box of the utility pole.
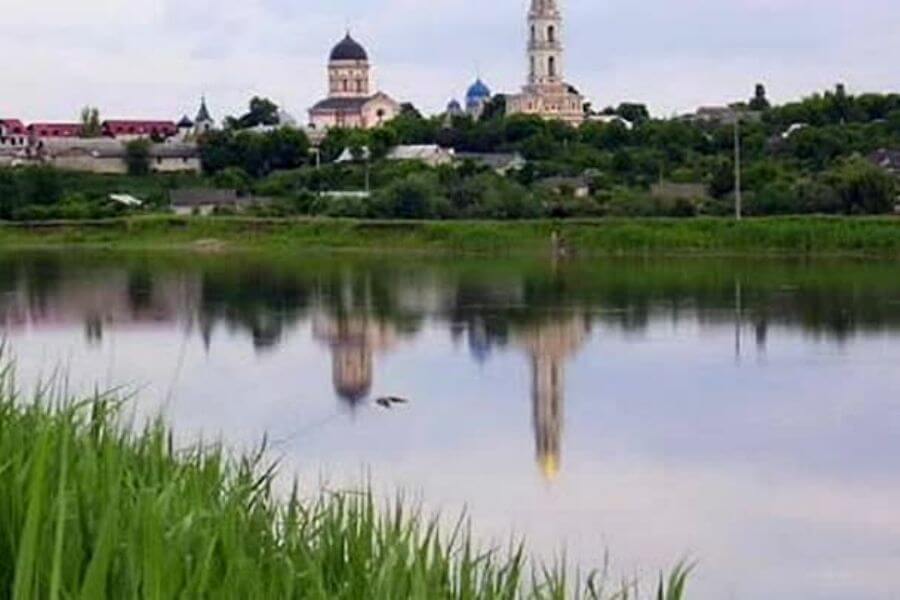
[734,114,742,221]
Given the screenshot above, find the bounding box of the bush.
[125,139,152,176]
[824,156,896,214]
[372,173,448,219]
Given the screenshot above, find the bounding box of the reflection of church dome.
[333,345,373,405]
[330,33,368,62]
[466,79,491,108]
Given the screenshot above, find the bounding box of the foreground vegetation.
[1,215,900,257]
[0,366,689,599]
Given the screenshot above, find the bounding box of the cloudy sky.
[1,0,898,123]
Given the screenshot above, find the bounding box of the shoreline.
[2,215,900,258]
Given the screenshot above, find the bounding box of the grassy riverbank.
[3,215,899,256]
[0,367,689,599]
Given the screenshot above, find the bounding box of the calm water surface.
[3,250,900,599]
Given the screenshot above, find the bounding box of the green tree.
[748,84,771,112]
[79,107,102,137]
[125,139,152,176]
[824,156,896,214]
[615,103,650,125]
[479,95,507,122]
[18,166,63,206]
[374,173,447,219]
[0,170,20,219]
[227,97,280,130]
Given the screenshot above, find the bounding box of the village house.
[170,189,272,216]
[0,119,28,148]
[537,175,591,198]
[27,123,83,139]
[869,148,900,178]
[454,152,527,175]
[45,139,199,174]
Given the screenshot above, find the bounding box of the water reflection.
[4,250,900,598]
[516,315,590,479]
[4,251,900,482]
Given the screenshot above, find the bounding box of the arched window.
[548,56,556,78]
[531,25,536,43]
[547,26,555,43]
[342,79,349,92]
[530,56,535,78]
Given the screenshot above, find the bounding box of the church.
[308,33,401,131]
[506,0,586,125]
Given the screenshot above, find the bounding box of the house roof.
[387,145,454,161]
[103,120,178,135]
[870,148,900,171]
[28,123,83,137]
[455,152,526,170]
[0,119,26,134]
[170,189,270,207]
[310,97,372,113]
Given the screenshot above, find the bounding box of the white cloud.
[0,0,897,122]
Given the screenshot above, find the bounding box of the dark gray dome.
[330,34,368,61]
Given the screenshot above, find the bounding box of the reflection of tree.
[447,279,523,363]
[198,268,311,352]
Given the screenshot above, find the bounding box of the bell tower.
[508,0,585,125]
[528,0,564,87]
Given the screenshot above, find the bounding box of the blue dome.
[466,79,491,104]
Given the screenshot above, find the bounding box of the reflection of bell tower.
[517,315,588,480]
[532,352,563,479]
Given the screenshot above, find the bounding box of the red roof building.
[102,120,178,139]
[0,119,28,147]
[27,123,83,138]
[0,119,26,135]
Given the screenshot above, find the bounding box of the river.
[2,249,899,599]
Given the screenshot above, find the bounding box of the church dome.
[466,79,492,104]
[330,33,368,62]
[446,99,463,114]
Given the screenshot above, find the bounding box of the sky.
[1,0,898,123]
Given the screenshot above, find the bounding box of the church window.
[548,56,556,78]
[531,25,535,43]
[547,26,555,43]
[342,79,349,91]
[530,57,535,78]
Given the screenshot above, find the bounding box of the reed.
[0,364,689,599]
[1,215,900,257]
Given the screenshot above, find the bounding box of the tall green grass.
[1,215,900,257]
[0,363,690,599]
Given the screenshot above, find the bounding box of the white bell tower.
[528,0,564,87]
